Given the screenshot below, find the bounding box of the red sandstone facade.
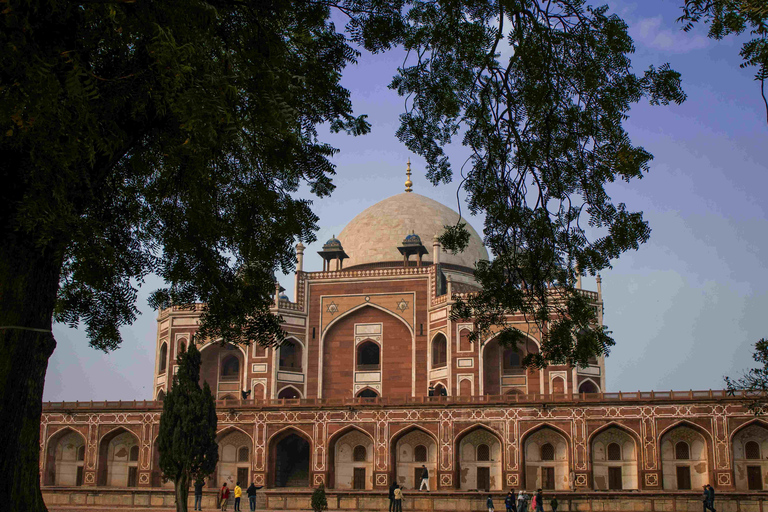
[39,191,768,497]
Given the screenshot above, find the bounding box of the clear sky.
[43,1,768,401]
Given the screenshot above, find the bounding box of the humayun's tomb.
[41,171,768,510]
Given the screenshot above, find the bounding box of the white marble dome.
[338,192,488,269]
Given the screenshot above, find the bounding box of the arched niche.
[199,342,244,400]
[277,385,302,399]
[456,426,503,491]
[523,426,570,490]
[279,339,303,371]
[459,378,472,397]
[356,340,380,371]
[329,427,375,490]
[158,342,168,374]
[321,304,412,399]
[269,428,311,488]
[97,427,140,487]
[391,427,438,490]
[660,424,710,490]
[216,427,252,488]
[431,333,447,369]
[590,426,639,490]
[356,387,379,399]
[732,421,768,490]
[458,328,472,352]
[44,428,87,486]
[482,335,540,396]
[578,379,600,394]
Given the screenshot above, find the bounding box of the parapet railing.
[42,389,759,412]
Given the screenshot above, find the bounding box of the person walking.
[194,478,204,511]
[219,483,230,512]
[394,484,403,512]
[550,496,558,512]
[505,490,516,512]
[535,489,544,512]
[419,465,430,491]
[530,494,536,512]
[703,484,716,512]
[246,482,259,512]
[487,495,495,512]
[516,491,526,512]
[233,482,242,512]
[389,480,398,512]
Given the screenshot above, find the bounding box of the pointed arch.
[521,423,572,490]
[658,420,713,490]
[96,426,141,487]
[578,378,601,394]
[278,336,304,371]
[728,418,768,443]
[323,302,414,337]
[276,384,303,399]
[268,426,313,488]
[454,424,504,490]
[44,427,87,486]
[390,424,438,489]
[327,425,376,489]
[589,422,641,490]
[479,331,541,396]
[355,387,379,398]
[216,425,254,444]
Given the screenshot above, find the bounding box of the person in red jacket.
[219,482,230,511]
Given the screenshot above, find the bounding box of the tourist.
[194,478,205,511]
[219,483,230,511]
[505,490,516,512]
[703,484,716,512]
[394,484,403,512]
[389,480,398,512]
[234,481,242,511]
[428,385,435,397]
[530,493,536,512]
[550,496,558,512]
[516,490,526,512]
[246,482,259,512]
[487,494,495,512]
[419,464,430,491]
[535,489,544,512]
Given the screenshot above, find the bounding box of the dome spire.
[405,158,413,193]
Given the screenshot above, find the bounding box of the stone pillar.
[432,235,440,265]
[294,243,304,303]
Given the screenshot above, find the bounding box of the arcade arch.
[392,427,437,489]
[482,335,540,395]
[217,428,252,488]
[330,428,374,490]
[732,421,768,490]
[269,428,311,488]
[277,385,302,399]
[97,428,140,487]
[431,333,447,368]
[590,426,639,490]
[44,428,86,486]
[279,339,303,371]
[523,426,570,490]
[578,379,600,394]
[456,426,503,491]
[660,424,710,490]
[199,342,245,400]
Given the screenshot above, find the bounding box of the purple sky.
[43,1,768,401]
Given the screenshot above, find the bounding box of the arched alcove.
[391,427,437,489]
[522,426,570,490]
[591,426,639,490]
[279,339,303,371]
[97,428,140,487]
[732,422,768,490]
[217,428,252,488]
[456,426,503,491]
[431,333,447,368]
[483,336,540,395]
[356,341,380,371]
[44,428,86,486]
[330,428,374,490]
[269,429,311,488]
[660,424,710,490]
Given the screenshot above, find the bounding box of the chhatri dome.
[338,161,489,269]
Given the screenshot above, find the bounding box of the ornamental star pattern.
[326,301,338,315]
[396,299,408,312]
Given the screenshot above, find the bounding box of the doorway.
[273,434,310,487]
[676,466,691,490]
[237,467,249,486]
[477,467,490,491]
[747,466,762,490]
[542,467,555,490]
[353,468,366,490]
[608,467,622,490]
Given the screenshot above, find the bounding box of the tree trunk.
[175,473,190,512]
[0,232,64,512]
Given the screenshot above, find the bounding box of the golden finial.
[405,158,413,193]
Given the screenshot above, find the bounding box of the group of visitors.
[191,479,262,512]
[489,489,557,512]
[702,484,717,512]
[388,480,404,512]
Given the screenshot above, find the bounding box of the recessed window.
[415,445,427,462]
[238,446,249,462]
[279,341,302,371]
[607,443,621,461]
[220,355,240,381]
[129,445,139,462]
[745,441,761,460]
[158,343,168,374]
[353,445,367,462]
[541,443,555,461]
[77,445,85,462]
[432,335,447,368]
[675,441,690,460]
[477,444,490,461]
[357,341,380,370]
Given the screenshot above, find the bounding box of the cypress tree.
[157,342,218,512]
